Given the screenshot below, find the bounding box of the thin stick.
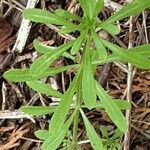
[142,11,149,44]
[0,110,35,122]
[123,15,133,150]
[12,0,39,53]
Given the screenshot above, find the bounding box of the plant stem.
[71,72,82,150]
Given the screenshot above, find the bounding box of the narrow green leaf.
[26,80,62,98]
[92,30,107,60]
[82,38,96,109]
[101,39,150,69]
[33,39,56,54]
[114,99,131,110]
[3,69,33,82]
[35,130,49,140]
[100,126,109,138]
[79,0,102,20]
[93,0,104,19]
[42,111,76,150]
[95,99,131,110]
[22,8,76,27]
[20,106,56,116]
[98,23,120,35]
[96,81,127,132]
[33,39,75,60]
[41,65,79,78]
[30,41,74,78]
[3,65,78,82]
[92,53,121,65]
[49,71,80,134]
[55,9,82,22]
[111,128,123,140]
[60,23,84,34]
[71,30,87,55]
[80,109,103,150]
[127,44,150,57]
[105,0,150,23]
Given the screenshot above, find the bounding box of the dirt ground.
[0,0,150,150]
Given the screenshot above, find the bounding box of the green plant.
[3,0,150,149]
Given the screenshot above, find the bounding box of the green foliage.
[34,130,50,140]
[94,99,131,110]
[20,106,56,116]
[42,111,76,150]
[30,41,74,78]
[100,127,123,150]
[3,69,32,82]
[96,81,127,132]
[26,80,62,97]
[82,37,96,109]
[3,0,150,149]
[80,109,103,150]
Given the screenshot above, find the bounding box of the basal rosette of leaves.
[3,0,150,150]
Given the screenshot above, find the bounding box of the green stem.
[71,72,82,150]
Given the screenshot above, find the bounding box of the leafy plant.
[3,0,150,149]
